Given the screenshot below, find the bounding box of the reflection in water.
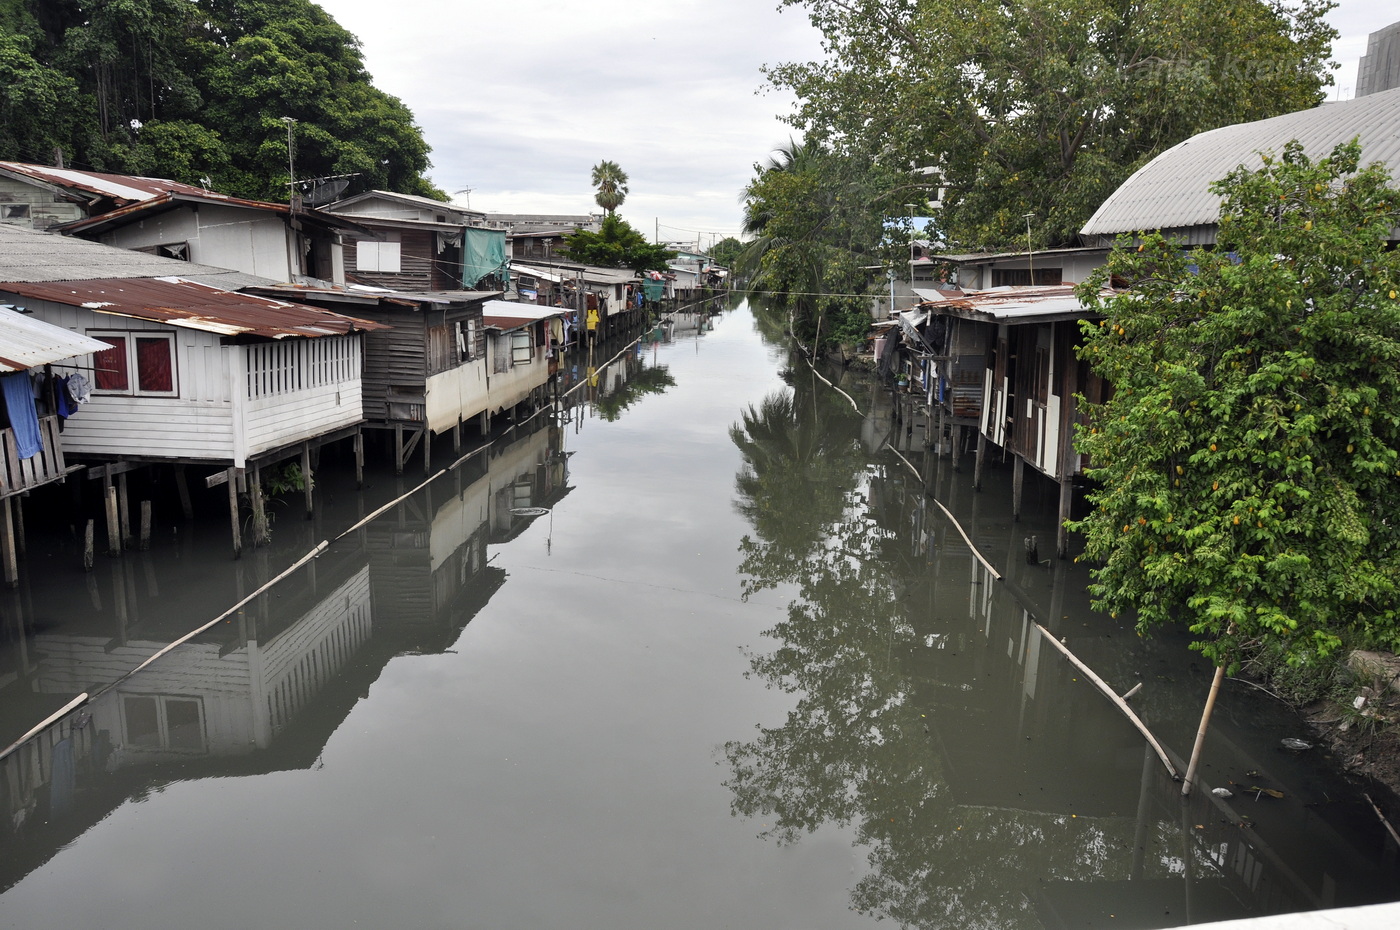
[0,416,570,893]
[725,364,1399,929]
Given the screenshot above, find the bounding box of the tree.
[739,137,897,354]
[590,159,628,215]
[0,1,441,199]
[1071,139,1400,679]
[767,0,1337,250]
[561,214,676,273]
[708,236,744,270]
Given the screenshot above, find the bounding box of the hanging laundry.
[67,372,92,404]
[2,371,43,459]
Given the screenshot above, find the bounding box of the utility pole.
[281,116,298,207]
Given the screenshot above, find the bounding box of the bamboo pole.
[1182,664,1227,796]
[1036,621,1179,779]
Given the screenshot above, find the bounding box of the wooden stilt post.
[353,429,364,489]
[228,467,242,559]
[1182,664,1227,796]
[973,432,987,490]
[301,443,314,520]
[1057,476,1072,558]
[83,519,95,572]
[952,425,964,472]
[454,418,462,453]
[1012,454,1025,521]
[478,410,489,435]
[394,424,405,475]
[423,428,432,476]
[105,484,121,556]
[12,496,24,560]
[174,464,194,520]
[250,465,268,547]
[117,471,131,547]
[1,498,17,587]
[138,500,151,550]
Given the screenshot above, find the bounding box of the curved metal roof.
[1081,87,1400,238]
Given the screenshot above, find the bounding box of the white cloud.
[315,0,1389,246]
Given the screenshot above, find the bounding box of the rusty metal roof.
[921,285,1110,324]
[0,162,210,204]
[0,277,387,339]
[58,191,372,237]
[0,305,110,372]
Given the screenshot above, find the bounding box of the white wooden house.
[0,225,386,554]
[0,276,382,470]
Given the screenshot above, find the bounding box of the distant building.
[1358,20,1400,97]
[482,213,601,234]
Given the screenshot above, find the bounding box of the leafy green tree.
[0,1,440,199]
[562,214,676,272]
[1071,139,1400,672]
[590,159,628,215]
[708,236,744,270]
[0,28,82,163]
[768,0,1336,250]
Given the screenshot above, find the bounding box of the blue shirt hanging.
[2,371,43,459]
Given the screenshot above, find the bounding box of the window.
[992,267,1062,287]
[122,694,206,753]
[456,318,480,362]
[356,239,402,273]
[92,332,177,396]
[511,329,533,364]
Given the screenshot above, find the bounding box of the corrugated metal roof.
[923,285,1108,323]
[57,191,372,237]
[0,277,387,339]
[481,300,564,322]
[1082,86,1400,237]
[0,161,210,204]
[0,305,110,372]
[0,224,270,288]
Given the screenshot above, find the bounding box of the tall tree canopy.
[1070,140,1400,671]
[590,159,628,215]
[562,214,676,273]
[767,0,1337,250]
[0,0,441,200]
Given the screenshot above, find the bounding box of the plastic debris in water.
[1281,738,1313,751]
[1211,787,1233,798]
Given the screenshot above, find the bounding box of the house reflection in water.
[0,417,569,893]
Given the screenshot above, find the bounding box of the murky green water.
[1,302,1396,929]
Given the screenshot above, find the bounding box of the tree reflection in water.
[725,379,1170,930]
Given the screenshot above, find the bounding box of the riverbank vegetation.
[1072,140,1400,789]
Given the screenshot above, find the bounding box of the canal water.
[1,301,1397,929]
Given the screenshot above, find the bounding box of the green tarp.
[462,227,508,288]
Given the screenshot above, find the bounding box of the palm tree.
[590,160,629,215]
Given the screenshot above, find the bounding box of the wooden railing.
[0,416,70,499]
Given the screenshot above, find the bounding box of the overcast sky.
[314,0,1392,249]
